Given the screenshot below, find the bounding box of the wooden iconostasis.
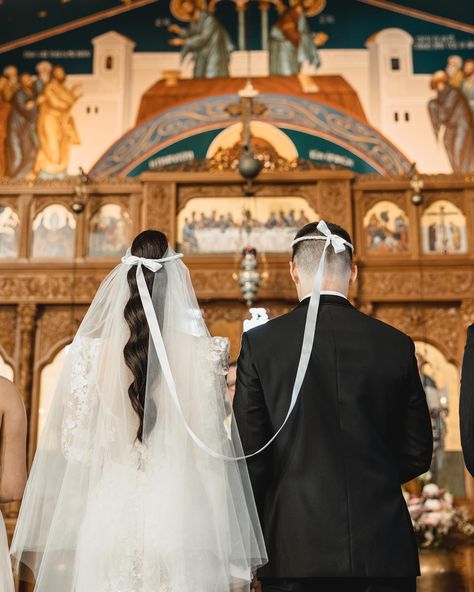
[1,171,474,576]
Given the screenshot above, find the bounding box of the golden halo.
[289,0,326,17]
[170,0,206,21]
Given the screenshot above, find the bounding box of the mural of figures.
[363,201,409,254]
[462,59,474,117]
[177,197,316,253]
[0,66,20,177]
[0,205,19,258]
[168,0,233,78]
[0,2,473,177]
[0,61,80,180]
[0,78,10,176]
[269,0,327,76]
[35,66,81,179]
[6,72,38,179]
[445,55,464,88]
[32,204,76,258]
[421,200,467,254]
[35,61,52,95]
[428,67,474,174]
[414,341,462,494]
[89,204,132,257]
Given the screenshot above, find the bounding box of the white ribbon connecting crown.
[120,224,353,462]
[291,220,354,254]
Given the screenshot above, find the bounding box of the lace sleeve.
[208,336,230,377]
[61,338,101,463]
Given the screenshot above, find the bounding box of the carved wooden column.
[142,181,176,246]
[17,194,33,261]
[15,304,37,415]
[317,179,353,236]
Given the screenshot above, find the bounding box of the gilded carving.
[318,180,351,229]
[361,191,406,213]
[359,269,474,300]
[144,183,175,244]
[375,303,459,362]
[460,300,474,329]
[17,303,37,409]
[0,307,17,362]
[36,306,87,364]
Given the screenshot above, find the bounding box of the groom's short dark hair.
[292,221,353,276]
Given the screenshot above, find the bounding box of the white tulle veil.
[11,247,267,592]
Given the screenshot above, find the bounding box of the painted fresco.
[31,204,76,258]
[177,196,317,253]
[0,1,472,177]
[0,205,20,258]
[363,201,409,255]
[421,199,467,254]
[89,204,131,257]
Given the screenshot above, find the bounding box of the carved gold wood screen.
[1,171,474,589]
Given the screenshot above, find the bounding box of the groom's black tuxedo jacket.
[233,295,433,579]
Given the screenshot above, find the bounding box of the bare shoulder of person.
[0,377,27,503]
[0,376,25,417]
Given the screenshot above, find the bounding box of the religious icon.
[268,0,327,77]
[167,0,233,79]
[35,65,81,179]
[177,196,316,254]
[89,204,132,257]
[421,200,467,254]
[32,204,76,258]
[0,205,20,258]
[428,65,474,174]
[6,72,39,179]
[363,201,409,254]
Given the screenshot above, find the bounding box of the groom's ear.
[350,264,358,285]
[289,260,299,286]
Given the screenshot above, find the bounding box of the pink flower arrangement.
[405,483,474,549]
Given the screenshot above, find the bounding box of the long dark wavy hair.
[123,230,168,442]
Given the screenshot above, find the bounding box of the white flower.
[424,511,442,526]
[425,499,442,511]
[423,483,440,498]
[443,492,454,505]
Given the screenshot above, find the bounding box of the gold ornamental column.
[15,304,37,417]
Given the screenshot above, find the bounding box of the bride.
[11,230,266,592]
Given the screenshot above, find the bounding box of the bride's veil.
[10,248,267,592]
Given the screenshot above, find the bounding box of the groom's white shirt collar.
[300,290,347,302]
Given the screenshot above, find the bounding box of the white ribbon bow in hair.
[121,253,163,273]
[121,249,183,272]
[316,220,349,254]
[291,220,353,254]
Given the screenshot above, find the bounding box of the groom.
[233,221,433,592]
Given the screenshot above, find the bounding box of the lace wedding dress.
[11,249,266,592]
[70,336,232,592]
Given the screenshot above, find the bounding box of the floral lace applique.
[61,338,101,463]
[208,336,230,376]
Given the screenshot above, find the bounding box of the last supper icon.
[177,196,318,254]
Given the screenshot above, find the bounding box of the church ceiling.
[0,0,472,73]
